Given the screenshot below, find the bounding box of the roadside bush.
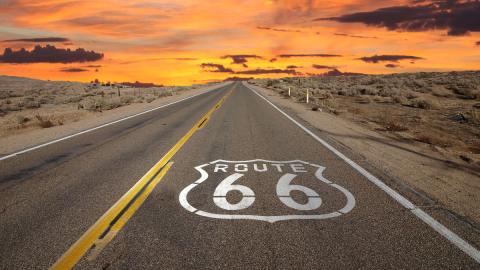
[408,98,440,110]
[145,95,156,103]
[354,96,371,104]
[23,99,40,109]
[16,115,30,124]
[392,95,408,105]
[120,95,135,104]
[416,132,453,147]
[35,115,54,128]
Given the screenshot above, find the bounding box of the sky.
[0,0,479,85]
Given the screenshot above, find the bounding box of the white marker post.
[306,89,309,103]
[288,87,291,97]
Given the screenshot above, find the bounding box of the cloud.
[221,54,262,65]
[385,63,399,68]
[358,54,424,63]
[60,67,88,72]
[257,26,302,33]
[235,68,299,75]
[312,64,336,69]
[270,58,277,62]
[201,63,300,75]
[278,53,341,58]
[287,65,302,68]
[0,45,104,63]
[270,0,322,24]
[333,33,377,39]
[319,0,480,36]
[476,41,480,46]
[2,37,70,43]
[84,65,102,68]
[224,76,254,81]
[200,63,234,73]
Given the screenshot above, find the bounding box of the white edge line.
[243,82,480,264]
[0,82,231,161]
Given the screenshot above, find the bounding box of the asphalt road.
[0,82,479,269]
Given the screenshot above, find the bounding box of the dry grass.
[416,132,454,148]
[35,115,54,128]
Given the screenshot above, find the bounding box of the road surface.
[0,82,479,269]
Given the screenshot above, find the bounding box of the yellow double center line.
[51,90,232,270]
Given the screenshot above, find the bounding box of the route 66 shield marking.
[179,159,355,223]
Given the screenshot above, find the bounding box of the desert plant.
[416,132,453,147]
[408,97,440,110]
[35,115,54,128]
[24,100,40,109]
[16,115,30,124]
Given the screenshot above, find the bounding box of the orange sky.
[0,0,479,85]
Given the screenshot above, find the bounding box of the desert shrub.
[449,85,479,99]
[7,91,23,97]
[431,85,453,98]
[405,91,419,100]
[0,91,10,99]
[145,96,156,103]
[16,115,30,124]
[416,132,453,147]
[35,115,54,128]
[337,90,347,96]
[23,99,40,109]
[408,97,440,110]
[354,96,371,104]
[65,95,83,103]
[102,97,122,110]
[120,95,135,104]
[155,90,174,98]
[392,95,408,105]
[383,121,408,132]
[467,109,480,125]
[6,104,21,111]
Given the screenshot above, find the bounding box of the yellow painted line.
[51,90,232,270]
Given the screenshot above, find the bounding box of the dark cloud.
[278,53,341,58]
[201,63,300,75]
[333,33,378,39]
[235,68,299,75]
[476,41,480,46]
[318,0,480,36]
[287,65,302,69]
[358,54,424,63]
[0,45,104,63]
[60,67,88,72]
[385,63,399,68]
[121,81,163,88]
[312,64,336,69]
[200,63,234,73]
[257,26,303,33]
[224,76,254,81]
[2,37,70,43]
[221,54,262,65]
[84,65,102,68]
[324,69,363,76]
[270,58,277,62]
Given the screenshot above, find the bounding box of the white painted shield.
[179,159,355,223]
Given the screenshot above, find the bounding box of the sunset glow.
[0,0,479,85]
